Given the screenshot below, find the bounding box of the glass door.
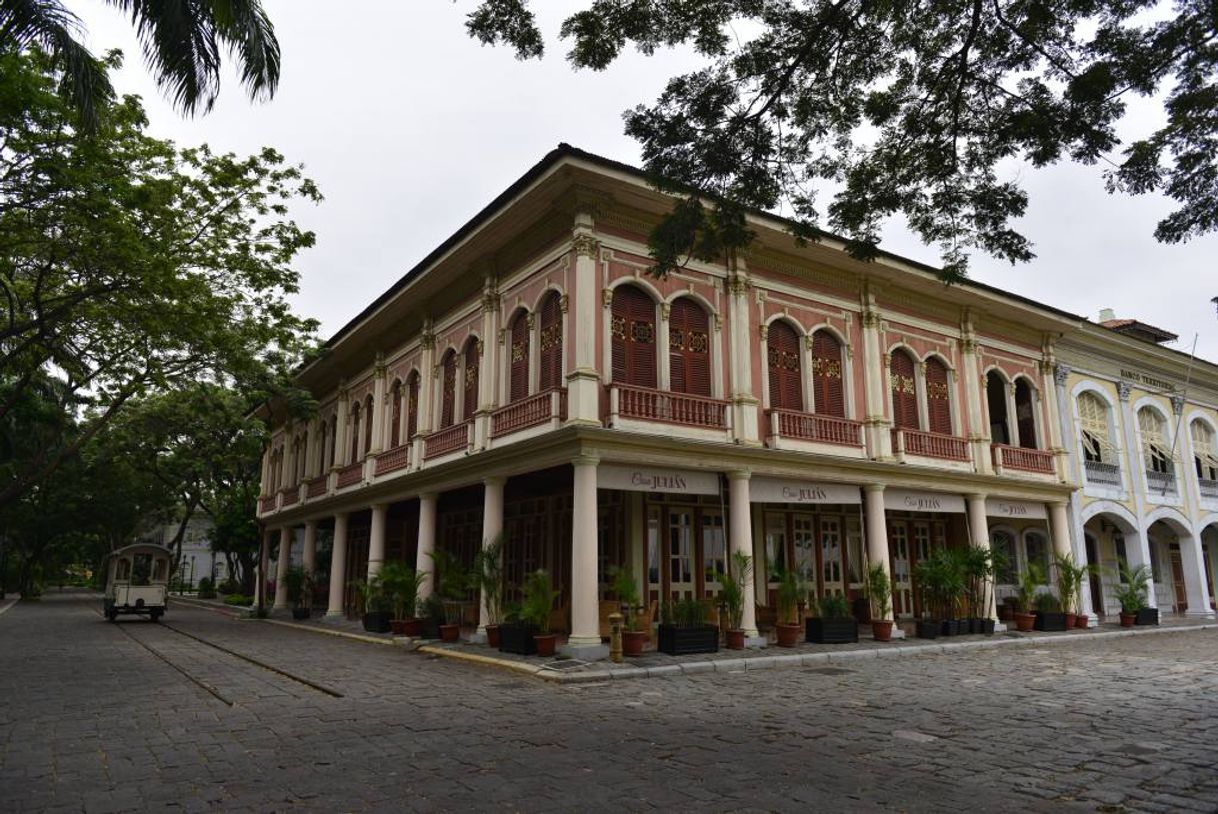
[819,516,845,597]
[667,508,696,600]
[911,521,931,616]
[888,521,912,617]
[764,512,788,606]
[793,514,817,599]
[700,511,726,598]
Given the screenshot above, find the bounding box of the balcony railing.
[280,487,299,507]
[375,444,411,476]
[1084,459,1122,487]
[1201,478,1218,500]
[1145,469,1177,495]
[769,409,863,447]
[611,384,728,429]
[992,444,1055,475]
[892,428,970,461]
[306,475,328,499]
[425,421,471,460]
[336,461,363,489]
[258,494,277,514]
[492,388,567,438]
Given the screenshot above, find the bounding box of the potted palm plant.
[913,551,950,638]
[1052,552,1089,630]
[520,569,560,657]
[1114,562,1152,627]
[865,563,894,642]
[471,534,505,647]
[428,549,469,642]
[353,575,392,633]
[716,552,752,650]
[1033,591,1068,631]
[283,566,313,621]
[379,561,426,636]
[657,597,719,655]
[611,566,648,656]
[1013,562,1042,632]
[806,593,859,643]
[773,566,807,648]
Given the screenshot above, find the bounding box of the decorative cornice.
[959,337,978,354]
[420,332,436,351]
[861,309,881,329]
[727,275,749,296]
[481,291,500,313]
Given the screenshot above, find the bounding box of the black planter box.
[851,597,872,624]
[1034,611,1068,632]
[940,619,959,636]
[806,617,860,644]
[979,619,996,636]
[917,620,940,639]
[1136,608,1159,626]
[292,607,310,621]
[498,622,540,655]
[362,610,392,633]
[657,624,720,656]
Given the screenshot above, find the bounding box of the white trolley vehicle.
[104,543,171,621]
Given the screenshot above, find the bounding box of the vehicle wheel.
[150,612,162,622]
[107,610,118,622]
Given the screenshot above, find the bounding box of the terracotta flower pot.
[439,623,460,642]
[1014,612,1036,632]
[623,629,648,656]
[534,633,557,657]
[725,629,745,650]
[486,624,500,648]
[390,619,408,635]
[1064,612,1077,630]
[1119,612,1136,628]
[775,622,801,648]
[1074,613,1089,629]
[871,620,894,642]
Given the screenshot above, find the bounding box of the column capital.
[418,491,438,502]
[965,492,987,503]
[483,475,507,488]
[726,469,752,482]
[862,483,886,494]
[1053,363,1071,387]
[1047,499,1069,510]
[369,502,387,513]
[572,454,600,468]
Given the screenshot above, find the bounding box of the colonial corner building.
[255,145,1218,655]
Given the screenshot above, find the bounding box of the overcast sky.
[79,1,1217,365]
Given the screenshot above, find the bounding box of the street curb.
[417,645,547,677]
[263,618,398,646]
[170,596,244,617]
[0,597,20,618]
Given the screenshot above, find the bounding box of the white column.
[727,471,759,638]
[863,485,891,613]
[478,476,506,635]
[333,390,350,468]
[326,513,349,618]
[860,287,891,459]
[369,359,387,455]
[302,519,317,577]
[1180,529,1214,618]
[416,492,437,600]
[477,281,500,450]
[565,455,602,651]
[272,527,291,609]
[726,257,760,445]
[567,220,601,424]
[966,493,997,619]
[959,320,990,474]
[367,503,387,582]
[1047,502,1073,562]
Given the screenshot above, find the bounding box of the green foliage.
[470,533,505,626]
[914,549,966,620]
[818,593,851,620]
[865,563,892,622]
[609,565,642,631]
[378,561,425,621]
[1053,552,1092,615]
[519,570,559,634]
[715,551,752,631]
[1114,562,1152,613]
[223,593,253,606]
[774,565,809,625]
[661,597,706,628]
[196,576,215,599]
[468,1,1218,278]
[282,566,312,609]
[1016,562,1045,614]
[427,549,469,602]
[351,575,390,614]
[1034,592,1061,613]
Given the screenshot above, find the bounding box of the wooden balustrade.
[306,475,328,498]
[374,444,411,476]
[892,428,970,461]
[612,384,728,429]
[491,388,567,438]
[992,444,1055,474]
[769,410,863,447]
[424,422,470,459]
[336,461,363,489]
[258,494,277,514]
[280,487,299,507]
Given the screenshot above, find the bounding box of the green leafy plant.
[471,533,505,626]
[282,566,312,610]
[223,593,253,607]
[1053,552,1092,615]
[865,563,892,622]
[1016,562,1045,615]
[961,546,994,618]
[610,566,642,631]
[775,566,808,625]
[351,575,390,614]
[1114,562,1152,614]
[914,549,965,620]
[428,549,469,624]
[196,576,216,599]
[378,561,426,621]
[715,551,753,631]
[1034,592,1061,613]
[520,570,560,635]
[819,593,851,620]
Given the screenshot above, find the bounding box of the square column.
[1180,530,1215,618]
[476,476,506,638]
[302,519,317,577]
[727,471,762,643]
[562,456,608,659]
[966,494,998,620]
[273,526,292,609]
[416,492,438,600]
[326,512,349,618]
[367,503,387,581]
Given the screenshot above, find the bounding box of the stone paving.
[3,591,1218,812]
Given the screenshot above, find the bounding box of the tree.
[0,0,279,127]
[468,1,1218,280]
[0,48,319,510]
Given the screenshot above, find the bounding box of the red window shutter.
[812,330,845,417]
[925,357,952,434]
[669,298,711,396]
[406,374,419,440]
[1015,378,1037,449]
[890,350,918,429]
[611,285,657,388]
[463,340,480,421]
[767,321,803,411]
[441,351,456,428]
[539,292,563,391]
[350,403,361,460]
[390,383,402,448]
[364,396,374,453]
[509,311,530,402]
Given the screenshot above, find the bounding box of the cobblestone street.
[3,593,1218,813]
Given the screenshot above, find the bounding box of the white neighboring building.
[139,516,228,588]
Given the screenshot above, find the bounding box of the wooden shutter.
[463,340,480,421]
[811,330,845,417]
[669,298,711,396]
[406,373,419,440]
[538,292,563,391]
[350,402,362,461]
[889,350,918,429]
[390,381,402,448]
[767,321,802,411]
[1014,378,1037,449]
[611,285,657,388]
[925,357,952,434]
[509,311,530,402]
[441,351,457,428]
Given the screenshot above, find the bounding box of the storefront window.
[702,512,725,587]
[765,513,787,583]
[1024,530,1050,582]
[991,530,1017,584]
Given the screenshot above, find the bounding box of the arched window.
[509,310,530,403]
[1138,407,1171,474]
[767,321,802,411]
[440,350,457,428]
[925,357,952,435]
[611,285,657,388]
[463,339,480,421]
[327,415,337,469]
[349,402,361,462]
[1023,530,1050,580]
[1191,420,1218,481]
[986,371,1010,445]
[1014,378,1037,449]
[889,349,918,430]
[390,379,403,448]
[1077,392,1112,463]
[811,330,845,417]
[538,292,563,391]
[406,372,419,441]
[669,298,711,396]
[990,529,1017,584]
[363,395,374,455]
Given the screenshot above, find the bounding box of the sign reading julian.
[750,477,861,505]
[985,498,1047,520]
[883,489,966,514]
[598,464,719,496]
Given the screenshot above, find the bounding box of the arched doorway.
[1080,507,1141,618]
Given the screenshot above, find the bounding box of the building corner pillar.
[862,485,892,609]
[367,503,387,581]
[326,513,349,618]
[302,519,318,578]
[416,492,438,601]
[562,455,607,659]
[476,476,507,639]
[727,470,762,642]
[566,216,602,425]
[273,526,292,609]
[966,493,997,620]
